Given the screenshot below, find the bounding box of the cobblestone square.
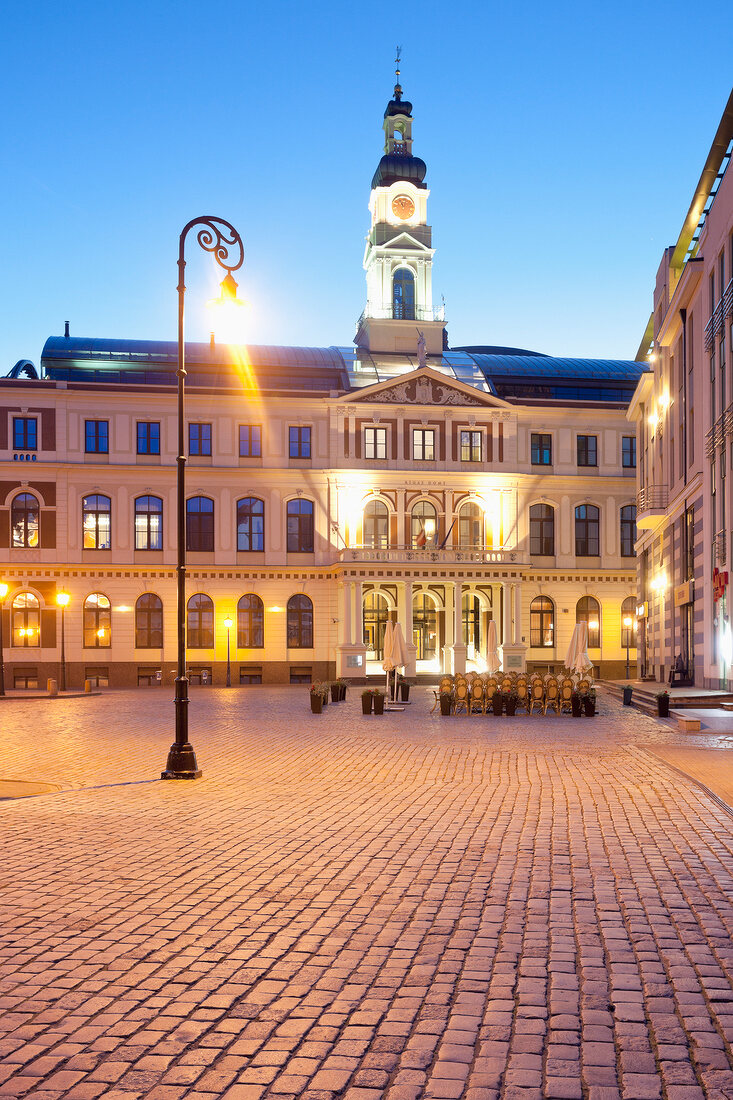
[1,687,733,1099]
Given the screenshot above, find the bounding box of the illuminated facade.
[629,89,733,688]
[0,79,645,688]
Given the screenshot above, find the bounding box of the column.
[452,580,466,674]
[442,584,454,674]
[514,583,522,644]
[402,578,416,677]
[503,582,512,644]
[342,581,352,648]
[353,579,362,646]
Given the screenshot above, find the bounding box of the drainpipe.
[680,308,688,487]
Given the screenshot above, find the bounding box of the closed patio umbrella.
[382,621,409,701]
[565,622,594,676]
[486,619,500,674]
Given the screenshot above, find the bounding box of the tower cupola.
[356,53,445,356]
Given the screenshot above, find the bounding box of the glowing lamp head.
[224,616,233,629]
[0,582,8,600]
[623,616,633,628]
[56,592,70,608]
[96,628,105,638]
[207,271,248,344]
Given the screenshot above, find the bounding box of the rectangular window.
[460,430,482,462]
[531,433,552,465]
[189,423,212,456]
[239,424,262,457]
[136,422,160,455]
[364,426,387,460]
[13,417,37,451]
[577,435,597,466]
[289,426,311,458]
[85,420,109,454]
[622,436,636,468]
[413,428,435,461]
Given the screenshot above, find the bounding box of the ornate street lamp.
[56,591,70,692]
[623,615,633,680]
[224,616,233,688]
[162,217,244,781]
[0,581,7,696]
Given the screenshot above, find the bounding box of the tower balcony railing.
[338,544,526,566]
[358,304,446,325]
[705,402,733,457]
[713,530,727,566]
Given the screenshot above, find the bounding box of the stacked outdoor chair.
[470,678,486,714]
[559,676,575,713]
[529,676,545,715]
[515,675,529,713]
[453,679,470,716]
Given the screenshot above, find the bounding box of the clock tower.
[355,61,446,355]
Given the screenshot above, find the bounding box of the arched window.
[575,504,600,557]
[287,499,314,553]
[237,498,264,552]
[363,500,389,549]
[620,505,637,557]
[187,497,214,553]
[84,593,111,648]
[621,596,637,648]
[530,596,555,648]
[11,494,39,548]
[458,502,484,549]
[576,596,601,648]
[529,504,554,556]
[12,591,40,647]
[135,496,163,551]
[392,267,415,320]
[83,494,111,550]
[135,593,163,648]
[187,594,214,648]
[237,594,264,648]
[287,594,313,648]
[411,501,437,548]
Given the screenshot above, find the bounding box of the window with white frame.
[365,427,387,460]
[413,428,435,461]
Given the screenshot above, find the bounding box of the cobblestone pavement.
[1,687,733,1100]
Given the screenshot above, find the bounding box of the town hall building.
[0,76,646,689]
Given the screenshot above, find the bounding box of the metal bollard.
[47,678,58,697]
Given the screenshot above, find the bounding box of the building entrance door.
[413,593,437,661]
[363,591,389,661]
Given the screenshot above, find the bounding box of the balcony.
[358,304,446,325]
[338,544,526,567]
[705,402,733,458]
[636,485,669,529]
[713,530,727,566]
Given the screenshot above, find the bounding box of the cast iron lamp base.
[161,740,202,779]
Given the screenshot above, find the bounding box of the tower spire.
[394,45,402,101]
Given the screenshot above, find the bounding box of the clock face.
[391,194,415,220]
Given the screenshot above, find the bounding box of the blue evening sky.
[2,0,732,369]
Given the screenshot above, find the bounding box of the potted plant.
[373,689,385,715]
[504,688,518,717]
[492,690,504,716]
[399,675,412,702]
[657,690,670,717]
[439,689,453,716]
[571,691,583,718]
[336,677,347,702]
[361,689,373,715]
[583,688,596,717]
[310,683,326,714]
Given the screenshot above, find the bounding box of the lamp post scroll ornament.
[162,216,244,780]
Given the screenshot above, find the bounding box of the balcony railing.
[358,304,446,325]
[338,544,525,566]
[713,530,727,565]
[705,401,733,458]
[637,485,669,513]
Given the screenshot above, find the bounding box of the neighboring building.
[629,88,733,688]
[0,77,645,689]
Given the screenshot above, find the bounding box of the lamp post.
[0,581,7,696]
[224,616,233,688]
[56,591,70,692]
[623,615,633,680]
[162,216,244,781]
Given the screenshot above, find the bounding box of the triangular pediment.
[340,366,512,409]
[375,231,431,253]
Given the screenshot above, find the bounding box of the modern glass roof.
[36,336,648,402]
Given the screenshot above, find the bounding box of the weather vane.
[395,46,401,82]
